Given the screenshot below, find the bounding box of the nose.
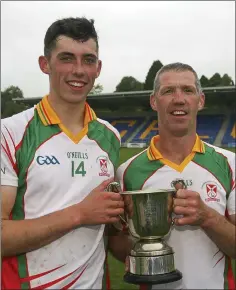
[172,88,185,104]
[71,60,85,77]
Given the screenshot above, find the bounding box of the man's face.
[39,36,101,103]
[150,70,205,137]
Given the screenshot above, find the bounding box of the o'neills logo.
[202,182,220,202]
[97,156,110,177]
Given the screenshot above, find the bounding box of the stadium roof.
[13,86,236,115]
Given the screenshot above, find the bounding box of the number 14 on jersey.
[71,161,86,177]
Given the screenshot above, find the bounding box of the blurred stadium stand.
[196,114,224,144]
[222,115,236,147]
[13,86,236,148]
[106,114,227,145]
[105,117,144,143]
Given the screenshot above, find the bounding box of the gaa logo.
[37,155,60,165]
[96,156,110,177]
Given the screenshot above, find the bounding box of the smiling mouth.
[170,110,188,116]
[67,81,87,89]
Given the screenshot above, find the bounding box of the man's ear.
[38,56,50,75]
[198,93,205,111]
[150,93,158,112]
[96,60,102,78]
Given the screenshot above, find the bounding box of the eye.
[162,88,173,95]
[84,57,96,64]
[60,56,73,62]
[184,88,194,93]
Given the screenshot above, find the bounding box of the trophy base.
[124,269,182,285]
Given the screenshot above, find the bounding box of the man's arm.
[1,185,80,257]
[173,189,236,258]
[106,225,134,263]
[201,212,236,259]
[1,179,124,257]
[108,161,135,263]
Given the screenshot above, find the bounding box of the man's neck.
[48,93,86,135]
[155,130,197,165]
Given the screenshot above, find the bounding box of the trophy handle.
[171,218,176,226]
[119,214,129,226]
[106,181,122,193]
[171,179,187,190]
[171,179,187,226]
[106,181,129,230]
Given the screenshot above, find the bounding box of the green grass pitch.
[108,146,235,289]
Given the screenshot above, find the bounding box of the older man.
[117,63,235,289]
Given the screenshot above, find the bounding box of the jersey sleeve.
[115,152,142,191]
[226,154,235,215]
[116,162,128,191]
[1,123,18,187]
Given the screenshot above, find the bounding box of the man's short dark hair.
[153,62,202,94]
[44,17,99,58]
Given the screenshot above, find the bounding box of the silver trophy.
[107,181,184,285]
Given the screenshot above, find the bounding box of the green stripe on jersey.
[17,254,28,288]
[12,110,61,287]
[87,120,120,169]
[224,257,236,289]
[13,110,61,221]
[102,233,108,290]
[123,150,164,190]
[193,144,232,198]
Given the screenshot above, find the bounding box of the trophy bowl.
[119,187,183,285]
[121,188,175,240]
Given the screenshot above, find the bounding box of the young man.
[1,17,129,289]
[117,63,235,289]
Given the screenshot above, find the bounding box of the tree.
[200,75,210,87]
[2,85,24,113]
[144,60,163,90]
[115,76,144,92]
[1,85,27,118]
[90,83,103,95]
[208,73,222,87]
[2,85,24,99]
[220,74,234,86]
[2,101,28,118]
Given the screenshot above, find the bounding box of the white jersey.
[1,96,120,289]
[117,135,235,290]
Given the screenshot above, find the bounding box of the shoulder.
[117,149,148,178]
[96,118,121,142]
[204,142,235,170]
[87,118,121,167]
[1,107,35,144]
[2,107,35,130]
[204,142,235,158]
